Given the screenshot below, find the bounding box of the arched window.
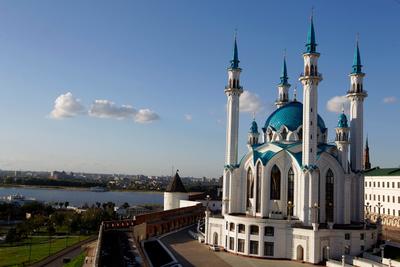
[256,163,262,213]
[287,168,294,216]
[305,65,310,76]
[281,128,287,141]
[297,128,302,141]
[268,131,273,142]
[247,168,254,209]
[326,169,334,222]
[270,165,281,200]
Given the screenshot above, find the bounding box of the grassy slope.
[64,251,86,267]
[0,236,89,267]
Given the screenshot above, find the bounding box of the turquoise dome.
[337,113,348,128]
[250,120,259,133]
[263,101,326,132]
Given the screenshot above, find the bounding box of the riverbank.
[0,183,162,193]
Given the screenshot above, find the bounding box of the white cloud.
[326,95,349,113]
[89,100,160,123]
[134,109,160,123]
[184,114,192,121]
[383,96,397,104]
[88,100,136,119]
[50,92,86,119]
[240,90,263,114]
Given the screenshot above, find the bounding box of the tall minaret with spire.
[275,55,291,108]
[299,14,322,168]
[347,38,367,172]
[222,34,243,215]
[224,33,243,166]
[347,38,367,223]
[364,137,371,170]
[299,14,323,225]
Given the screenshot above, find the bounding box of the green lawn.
[0,235,89,267]
[64,251,86,267]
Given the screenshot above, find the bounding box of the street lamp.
[365,202,371,217]
[287,201,294,221]
[205,195,211,211]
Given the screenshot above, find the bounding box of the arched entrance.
[213,232,218,245]
[296,245,304,261]
[322,246,329,261]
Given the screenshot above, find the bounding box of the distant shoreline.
[0,184,162,194]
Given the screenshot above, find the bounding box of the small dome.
[263,101,326,132]
[250,120,259,134]
[337,113,348,128]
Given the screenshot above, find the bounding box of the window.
[229,223,235,231]
[398,210,400,216]
[398,182,400,188]
[383,195,385,202]
[383,208,385,214]
[365,182,367,187]
[393,196,395,203]
[287,168,294,216]
[326,169,334,222]
[250,241,258,255]
[238,224,245,234]
[378,195,380,201]
[226,222,228,230]
[246,168,254,209]
[393,182,395,188]
[265,226,274,236]
[270,165,281,200]
[229,237,234,250]
[393,209,395,216]
[264,242,274,256]
[383,182,385,188]
[369,182,371,187]
[398,196,400,203]
[373,182,376,187]
[345,233,350,240]
[369,194,372,200]
[388,209,390,215]
[256,163,262,212]
[360,233,365,240]
[365,194,367,200]
[238,239,245,252]
[281,128,287,140]
[250,225,259,235]
[374,195,376,201]
[374,207,376,213]
[378,182,380,187]
[387,182,390,187]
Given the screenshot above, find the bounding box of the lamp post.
[376,202,383,224]
[205,195,211,211]
[287,201,294,221]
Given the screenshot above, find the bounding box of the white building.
[364,167,400,227]
[164,171,189,210]
[204,16,378,264]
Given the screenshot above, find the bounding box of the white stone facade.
[208,17,378,264]
[364,170,400,227]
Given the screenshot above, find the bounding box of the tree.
[64,202,69,208]
[122,202,130,209]
[5,228,18,244]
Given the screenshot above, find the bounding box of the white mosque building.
[204,16,378,263]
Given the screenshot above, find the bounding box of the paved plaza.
[161,227,312,267]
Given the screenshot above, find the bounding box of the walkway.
[161,227,312,267]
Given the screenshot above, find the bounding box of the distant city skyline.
[0,0,399,177]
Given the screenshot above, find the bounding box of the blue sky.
[0,0,399,177]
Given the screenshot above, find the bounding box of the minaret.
[224,34,243,166]
[347,38,367,223]
[335,111,350,172]
[275,55,291,108]
[364,137,371,170]
[299,15,323,226]
[347,39,367,172]
[222,34,243,215]
[299,15,322,167]
[247,119,260,148]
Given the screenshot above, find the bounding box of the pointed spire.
[366,135,369,148]
[230,30,240,69]
[279,53,289,85]
[305,12,317,53]
[352,35,363,74]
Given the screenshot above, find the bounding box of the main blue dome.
[263,101,326,132]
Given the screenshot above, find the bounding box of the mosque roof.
[364,167,400,177]
[166,172,187,193]
[337,113,348,128]
[263,101,326,132]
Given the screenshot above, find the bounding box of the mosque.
[204,15,378,263]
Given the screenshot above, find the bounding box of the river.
[0,186,163,207]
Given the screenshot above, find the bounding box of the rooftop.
[364,167,400,177]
